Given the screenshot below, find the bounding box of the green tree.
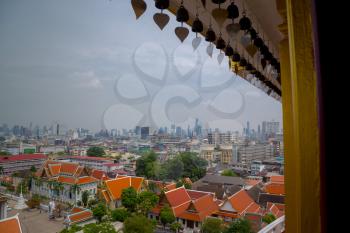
[83,222,116,233]
[221,169,237,177]
[160,205,175,227]
[59,224,82,233]
[136,151,160,179]
[170,222,182,233]
[0,166,3,175]
[201,218,224,233]
[0,150,10,155]
[137,191,159,215]
[92,203,107,223]
[30,165,37,173]
[121,187,138,212]
[162,157,184,180]
[224,219,252,233]
[87,147,105,157]
[82,190,89,207]
[262,213,276,224]
[123,215,155,233]
[111,208,129,222]
[177,152,207,181]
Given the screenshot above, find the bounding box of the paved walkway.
[7,200,65,233]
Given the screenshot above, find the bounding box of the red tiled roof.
[67,208,93,225]
[265,183,285,195]
[102,190,111,203]
[0,154,46,163]
[91,169,107,180]
[165,187,191,207]
[244,179,262,187]
[130,177,144,191]
[57,176,76,184]
[105,177,131,200]
[77,176,98,185]
[0,214,22,233]
[165,183,177,191]
[60,163,79,175]
[187,190,212,200]
[49,164,61,176]
[71,207,85,213]
[68,156,112,161]
[270,176,284,183]
[227,189,260,216]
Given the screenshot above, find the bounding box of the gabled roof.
[270,175,284,183]
[65,207,93,226]
[165,187,191,207]
[77,176,98,185]
[105,176,144,200]
[48,164,61,176]
[226,189,261,216]
[60,162,79,175]
[0,214,23,233]
[264,183,285,195]
[164,188,219,221]
[91,169,107,180]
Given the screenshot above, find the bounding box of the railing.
[258,216,285,233]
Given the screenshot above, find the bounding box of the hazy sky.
[0,0,282,132]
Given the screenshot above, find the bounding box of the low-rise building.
[31,161,98,204]
[0,154,47,175]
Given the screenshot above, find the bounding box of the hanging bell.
[192,17,204,33]
[176,5,189,22]
[211,0,226,4]
[265,52,273,61]
[225,45,234,57]
[260,45,269,55]
[239,15,252,31]
[254,37,264,48]
[239,58,247,67]
[155,0,169,10]
[271,58,278,67]
[261,58,267,69]
[227,1,239,20]
[205,28,216,42]
[248,28,257,40]
[232,52,240,62]
[216,37,226,50]
[246,63,253,71]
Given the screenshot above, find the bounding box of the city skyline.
[0,0,282,132]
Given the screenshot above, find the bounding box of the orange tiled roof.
[91,169,107,180]
[48,164,61,176]
[74,166,84,177]
[71,207,85,213]
[187,190,212,200]
[57,176,76,184]
[60,163,79,175]
[270,176,284,183]
[0,214,22,233]
[244,179,262,187]
[102,190,111,203]
[165,183,177,191]
[265,183,285,195]
[130,177,144,191]
[165,187,191,207]
[77,176,98,185]
[227,189,260,216]
[105,177,131,200]
[66,208,93,225]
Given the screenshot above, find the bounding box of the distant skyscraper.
[56,124,60,136]
[140,127,150,139]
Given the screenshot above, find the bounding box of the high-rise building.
[262,121,280,137]
[140,127,150,140]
